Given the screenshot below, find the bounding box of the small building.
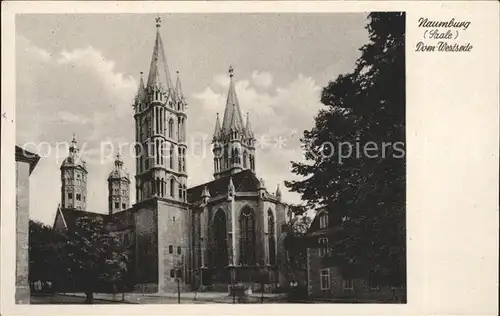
[304,208,405,303]
[15,145,40,304]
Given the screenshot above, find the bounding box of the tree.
[285,12,405,287]
[280,204,312,283]
[286,205,312,236]
[29,220,66,290]
[64,216,128,303]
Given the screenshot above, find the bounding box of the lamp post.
[176,273,180,304]
[229,264,236,304]
[259,265,269,304]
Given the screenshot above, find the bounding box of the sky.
[16,13,370,225]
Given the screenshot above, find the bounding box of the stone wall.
[15,161,30,304]
[157,200,190,293]
[134,206,158,286]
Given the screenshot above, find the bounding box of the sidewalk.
[60,291,286,304]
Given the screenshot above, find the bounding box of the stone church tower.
[188,66,288,291]
[212,66,256,179]
[107,153,131,215]
[60,135,88,211]
[131,18,191,293]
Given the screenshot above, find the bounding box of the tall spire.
[245,112,254,138]
[213,112,222,139]
[221,65,244,133]
[146,17,174,92]
[175,71,183,94]
[136,71,146,102]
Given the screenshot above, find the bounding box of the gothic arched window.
[168,118,174,138]
[213,210,228,268]
[178,147,182,171]
[268,209,276,265]
[224,147,229,168]
[170,178,175,197]
[239,207,256,265]
[234,148,240,164]
[319,211,329,229]
[169,144,174,169]
[243,151,248,168]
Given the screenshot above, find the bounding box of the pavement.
[30,294,123,304]
[56,291,287,304]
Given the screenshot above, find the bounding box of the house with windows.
[15,146,41,303]
[304,208,405,302]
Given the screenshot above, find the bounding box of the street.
[30,294,122,304]
[30,292,288,304]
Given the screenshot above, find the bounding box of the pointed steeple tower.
[245,112,254,139]
[175,71,183,96]
[137,72,146,101]
[213,113,222,140]
[212,65,256,179]
[146,18,174,93]
[133,17,188,205]
[221,66,244,134]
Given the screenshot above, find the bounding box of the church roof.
[221,66,245,133]
[15,145,40,174]
[187,169,260,203]
[146,20,174,92]
[56,208,108,230]
[55,207,135,232]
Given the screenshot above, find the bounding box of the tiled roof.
[187,169,260,203]
[60,208,108,229]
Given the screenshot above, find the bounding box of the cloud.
[251,70,273,88]
[54,111,89,125]
[17,36,51,63]
[57,46,136,104]
[213,74,230,89]
[17,36,137,225]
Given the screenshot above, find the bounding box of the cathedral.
[53,19,289,294]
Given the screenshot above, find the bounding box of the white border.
[2,1,499,316]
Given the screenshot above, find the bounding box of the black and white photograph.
[12,11,408,305]
[2,1,499,315]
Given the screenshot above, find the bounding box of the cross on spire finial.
[229,65,234,78]
[155,17,162,28]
